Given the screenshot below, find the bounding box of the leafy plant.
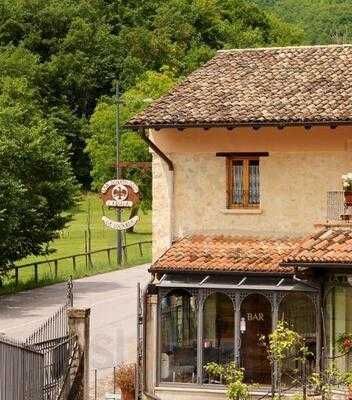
[337,333,352,353]
[204,362,249,400]
[310,366,345,400]
[260,321,304,398]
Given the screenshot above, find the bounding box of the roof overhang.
[155,273,318,292]
[282,262,352,269]
[125,119,352,131]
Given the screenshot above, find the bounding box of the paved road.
[0,265,150,371]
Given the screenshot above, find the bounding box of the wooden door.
[240,294,272,384]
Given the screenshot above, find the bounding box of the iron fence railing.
[25,302,70,348]
[327,191,352,222]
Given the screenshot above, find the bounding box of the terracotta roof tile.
[283,226,352,264]
[150,235,299,274]
[127,45,352,129]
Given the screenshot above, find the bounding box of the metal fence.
[0,282,76,400]
[25,302,70,348]
[0,335,44,400]
[9,241,152,289]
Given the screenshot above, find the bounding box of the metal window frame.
[156,281,321,389]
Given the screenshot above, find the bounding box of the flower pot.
[345,191,352,207]
[121,389,135,400]
[348,385,352,400]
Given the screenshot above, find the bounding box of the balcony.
[327,191,352,222]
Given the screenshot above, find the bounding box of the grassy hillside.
[1,193,151,294]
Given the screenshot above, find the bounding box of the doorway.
[240,293,272,384]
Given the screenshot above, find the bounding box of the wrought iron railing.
[25,302,70,348]
[327,191,352,222]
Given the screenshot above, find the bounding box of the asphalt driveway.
[0,264,150,370]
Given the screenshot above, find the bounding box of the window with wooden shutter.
[226,157,260,208]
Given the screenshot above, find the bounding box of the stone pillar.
[145,295,158,393]
[68,308,91,400]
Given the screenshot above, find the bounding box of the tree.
[86,69,177,211]
[0,0,305,191]
[0,72,78,273]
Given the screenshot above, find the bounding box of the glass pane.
[325,286,352,373]
[160,290,197,383]
[249,160,260,205]
[233,160,243,205]
[279,293,316,385]
[203,293,234,384]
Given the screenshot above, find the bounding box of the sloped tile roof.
[283,226,352,265]
[127,45,352,129]
[150,235,299,274]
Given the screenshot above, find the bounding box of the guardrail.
[11,241,152,287]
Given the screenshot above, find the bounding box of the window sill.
[221,208,263,215]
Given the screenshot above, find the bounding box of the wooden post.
[54,260,58,278]
[107,249,111,265]
[138,243,143,257]
[15,267,19,286]
[34,264,38,285]
[84,230,88,269]
[72,256,76,272]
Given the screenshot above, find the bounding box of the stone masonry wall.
[152,150,351,260]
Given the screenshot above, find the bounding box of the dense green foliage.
[0,49,78,271]
[0,0,303,188]
[253,0,352,44]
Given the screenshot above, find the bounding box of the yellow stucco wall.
[151,126,352,260]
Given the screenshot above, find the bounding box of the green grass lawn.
[1,193,152,294]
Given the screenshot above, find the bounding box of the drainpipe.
[139,128,174,172]
[139,127,175,251]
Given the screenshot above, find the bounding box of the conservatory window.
[325,286,352,372]
[202,293,234,384]
[160,290,197,383]
[279,293,316,384]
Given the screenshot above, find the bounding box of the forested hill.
[2,0,352,267]
[0,0,302,189]
[252,0,352,45]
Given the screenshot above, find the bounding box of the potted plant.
[115,363,135,400]
[342,173,352,206]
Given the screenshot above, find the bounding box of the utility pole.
[116,82,123,266]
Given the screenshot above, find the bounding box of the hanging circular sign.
[101,179,140,231]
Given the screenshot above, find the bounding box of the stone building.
[127,45,352,399]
